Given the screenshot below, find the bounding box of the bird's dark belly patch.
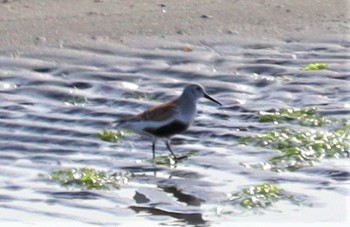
[144,120,189,137]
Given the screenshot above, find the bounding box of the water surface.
[0,35,349,226]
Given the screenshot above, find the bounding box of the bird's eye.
[195,86,201,91]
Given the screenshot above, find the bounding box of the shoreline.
[0,0,349,51]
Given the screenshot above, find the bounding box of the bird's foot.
[171,155,189,162]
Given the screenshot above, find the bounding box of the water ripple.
[0,36,349,225]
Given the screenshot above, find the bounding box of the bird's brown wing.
[137,101,178,121]
[124,100,178,122]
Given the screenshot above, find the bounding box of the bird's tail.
[112,116,133,128]
[112,119,125,128]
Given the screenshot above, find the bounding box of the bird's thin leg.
[165,140,176,158]
[152,141,156,160]
[166,140,189,161]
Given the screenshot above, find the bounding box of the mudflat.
[0,0,349,51]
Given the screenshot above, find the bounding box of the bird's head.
[183,83,222,106]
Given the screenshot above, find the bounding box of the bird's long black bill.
[204,93,222,106]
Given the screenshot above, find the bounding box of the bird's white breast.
[175,104,196,125]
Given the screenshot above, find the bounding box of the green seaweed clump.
[300,63,328,71]
[62,88,88,106]
[63,94,88,106]
[150,155,177,166]
[123,92,157,101]
[150,150,198,166]
[259,107,330,126]
[240,127,350,171]
[226,183,283,209]
[50,167,132,190]
[97,130,125,143]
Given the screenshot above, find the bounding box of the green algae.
[241,127,349,171]
[97,130,125,143]
[259,107,330,126]
[224,183,312,211]
[150,150,198,166]
[300,63,328,71]
[241,107,349,171]
[50,167,132,190]
[123,92,157,101]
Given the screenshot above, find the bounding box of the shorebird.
[116,83,222,160]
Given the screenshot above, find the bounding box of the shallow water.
[0,35,349,226]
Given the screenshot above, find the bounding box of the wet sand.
[0,0,349,51]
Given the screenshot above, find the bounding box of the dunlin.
[116,83,222,160]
